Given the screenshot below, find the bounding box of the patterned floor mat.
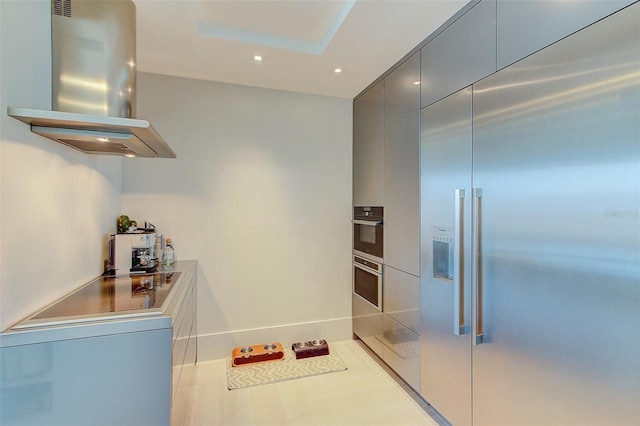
[226,347,348,390]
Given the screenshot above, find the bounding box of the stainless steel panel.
[497,0,635,69]
[352,292,384,357]
[384,52,421,275]
[421,0,496,108]
[382,314,420,391]
[52,0,136,118]
[420,87,473,426]
[472,4,640,424]
[353,81,384,207]
[383,265,420,333]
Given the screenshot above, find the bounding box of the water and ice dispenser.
[432,227,454,282]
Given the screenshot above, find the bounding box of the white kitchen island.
[0,260,197,426]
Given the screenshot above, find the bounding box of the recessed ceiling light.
[413,81,421,85]
[125,153,136,158]
[334,68,343,73]
[254,55,263,62]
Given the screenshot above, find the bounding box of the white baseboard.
[197,317,353,361]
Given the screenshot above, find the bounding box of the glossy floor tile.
[172,340,440,426]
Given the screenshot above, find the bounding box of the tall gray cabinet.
[382,52,421,391]
[353,80,384,207]
[352,53,422,392]
[384,52,421,276]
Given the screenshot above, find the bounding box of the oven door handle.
[353,219,383,226]
[353,261,382,277]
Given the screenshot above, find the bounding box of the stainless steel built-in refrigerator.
[420,4,639,425]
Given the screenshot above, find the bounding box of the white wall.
[0,1,123,330]
[122,73,353,359]
[0,3,353,351]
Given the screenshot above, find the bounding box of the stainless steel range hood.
[7,0,176,159]
[8,107,175,158]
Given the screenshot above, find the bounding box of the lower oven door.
[353,255,384,355]
[353,256,382,310]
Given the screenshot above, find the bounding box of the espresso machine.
[108,232,158,275]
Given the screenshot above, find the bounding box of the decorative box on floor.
[291,339,330,359]
[232,342,285,366]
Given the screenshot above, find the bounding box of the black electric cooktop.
[31,272,181,321]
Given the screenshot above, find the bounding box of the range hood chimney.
[7,0,176,159]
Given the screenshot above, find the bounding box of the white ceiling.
[133,0,468,99]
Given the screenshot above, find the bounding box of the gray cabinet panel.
[353,81,384,207]
[171,278,197,426]
[0,330,172,426]
[172,281,196,402]
[421,0,497,108]
[383,265,419,334]
[384,53,420,275]
[497,0,634,69]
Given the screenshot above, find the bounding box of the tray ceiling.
[134,0,468,99]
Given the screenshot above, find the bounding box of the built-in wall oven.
[353,255,382,311]
[353,206,384,345]
[353,206,383,262]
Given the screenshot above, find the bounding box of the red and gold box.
[231,342,284,367]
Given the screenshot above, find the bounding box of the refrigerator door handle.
[473,187,485,345]
[454,189,467,335]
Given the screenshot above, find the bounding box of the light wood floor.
[172,340,441,426]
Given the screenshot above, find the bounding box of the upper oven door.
[353,207,383,261]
